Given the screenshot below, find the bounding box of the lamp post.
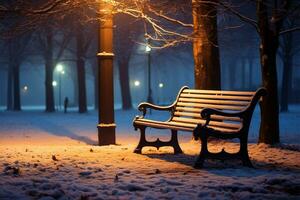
[146,41,153,104]
[56,64,64,111]
[52,81,58,110]
[97,0,116,145]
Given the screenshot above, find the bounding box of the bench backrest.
[170,87,258,132]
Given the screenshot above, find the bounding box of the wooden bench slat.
[171,117,241,129]
[210,115,242,122]
[175,106,203,113]
[168,122,238,132]
[184,89,255,96]
[135,118,239,132]
[176,102,244,111]
[180,93,252,101]
[134,119,195,131]
[135,118,196,128]
[178,97,249,106]
[205,126,240,133]
[175,107,242,122]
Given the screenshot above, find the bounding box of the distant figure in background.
[64,97,69,113]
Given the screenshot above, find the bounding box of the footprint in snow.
[79,171,92,176]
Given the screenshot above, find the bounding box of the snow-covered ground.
[0,106,299,199]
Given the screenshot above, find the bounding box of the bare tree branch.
[280,26,300,35]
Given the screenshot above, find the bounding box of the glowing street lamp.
[146,40,153,104]
[56,64,63,72]
[158,83,164,104]
[56,64,65,111]
[134,80,140,87]
[97,0,116,145]
[145,45,151,53]
[52,81,57,87]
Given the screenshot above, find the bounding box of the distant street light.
[145,45,151,53]
[146,40,153,104]
[134,80,140,87]
[23,86,28,91]
[52,81,57,87]
[56,64,65,111]
[56,64,63,72]
[158,83,164,104]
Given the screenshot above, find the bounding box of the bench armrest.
[201,108,244,119]
[136,86,189,118]
[137,102,175,117]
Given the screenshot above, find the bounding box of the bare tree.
[278,16,300,112]
[35,24,72,112]
[215,0,300,144]
[114,14,142,109]
[76,27,88,113]
[1,33,32,111]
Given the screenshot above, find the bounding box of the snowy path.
[0,108,299,199]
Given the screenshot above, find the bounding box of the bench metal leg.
[240,138,253,168]
[194,130,254,168]
[194,132,208,169]
[134,127,146,154]
[171,130,183,154]
[133,127,183,154]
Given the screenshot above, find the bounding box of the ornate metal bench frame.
[133,86,267,168]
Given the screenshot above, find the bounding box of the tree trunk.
[93,64,99,110]
[248,58,253,89]
[45,29,55,112]
[71,71,78,107]
[13,64,21,111]
[6,65,13,110]
[241,59,246,89]
[257,0,280,144]
[280,30,293,112]
[118,59,132,110]
[280,56,292,112]
[228,59,236,89]
[192,0,221,90]
[76,29,87,113]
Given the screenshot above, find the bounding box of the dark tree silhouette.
[114,14,141,110]
[44,28,55,112]
[5,34,32,111]
[279,17,300,112]
[36,25,72,112]
[218,0,300,144]
[76,26,88,113]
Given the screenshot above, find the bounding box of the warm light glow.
[134,80,140,87]
[145,45,151,53]
[56,64,63,72]
[102,0,117,5]
[52,81,57,87]
[159,83,164,88]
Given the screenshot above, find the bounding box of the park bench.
[133,86,267,168]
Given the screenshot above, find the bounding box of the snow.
[0,106,300,199]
